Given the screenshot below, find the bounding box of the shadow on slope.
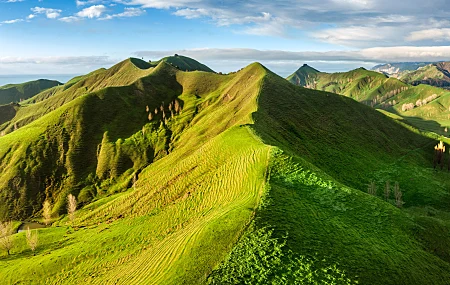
[248,68,450,285]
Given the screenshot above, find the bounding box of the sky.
[1,0,450,77]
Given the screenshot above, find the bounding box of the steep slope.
[151,55,215,73]
[0,103,18,126]
[1,61,450,285]
[0,79,61,105]
[286,64,321,86]
[0,58,156,136]
[0,58,258,220]
[247,70,450,285]
[287,64,450,135]
[0,61,272,284]
[400,62,450,88]
[287,66,409,106]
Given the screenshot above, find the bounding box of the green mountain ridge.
[0,79,61,105]
[287,65,450,135]
[1,57,450,284]
[150,55,215,73]
[400,62,450,88]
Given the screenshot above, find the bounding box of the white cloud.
[76,0,102,6]
[134,46,450,65]
[27,14,36,19]
[330,0,373,9]
[1,19,24,24]
[313,26,394,46]
[125,0,450,46]
[77,5,107,18]
[128,0,198,9]
[59,16,82,23]
[100,7,146,20]
[5,0,25,2]
[31,7,62,19]
[0,55,116,65]
[406,28,450,42]
[0,55,118,76]
[173,8,209,19]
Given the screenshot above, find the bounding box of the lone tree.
[368,181,377,196]
[394,182,403,208]
[26,227,39,255]
[67,194,77,223]
[43,200,52,226]
[433,141,445,170]
[0,221,14,255]
[384,181,391,201]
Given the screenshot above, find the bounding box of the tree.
[384,181,391,201]
[394,182,403,208]
[67,194,77,223]
[26,227,38,255]
[367,181,377,196]
[0,221,14,255]
[132,173,137,191]
[43,200,52,226]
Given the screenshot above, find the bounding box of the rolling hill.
[150,55,215,73]
[287,64,409,106]
[1,57,450,284]
[400,62,450,89]
[0,79,61,105]
[287,64,450,135]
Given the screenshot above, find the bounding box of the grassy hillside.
[150,55,215,73]
[287,66,409,106]
[1,60,450,284]
[249,71,450,285]
[287,65,450,135]
[286,64,321,86]
[400,62,450,88]
[0,79,61,105]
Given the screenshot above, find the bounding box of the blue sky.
[1,0,450,76]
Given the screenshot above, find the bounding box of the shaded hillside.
[1,60,450,285]
[286,64,320,86]
[250,70,450,285]
[0,58,159,136]
[0,103,18,126]
[0,57,251,220]
[400,62,450,88]
[0,79,61,105]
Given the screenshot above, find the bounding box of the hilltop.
[0,56,450,284]
[0,79,61,105]
[286,64,321,86]
[149,55,215,73]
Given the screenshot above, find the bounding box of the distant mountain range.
[371,61,450,89]
[371,62,433,76]
[0,79,61,105]
[287,63,450,135]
